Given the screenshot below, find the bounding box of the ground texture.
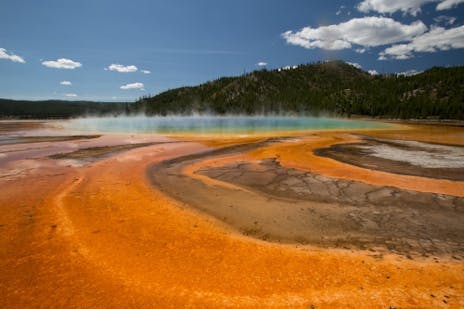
[0,121,463,308]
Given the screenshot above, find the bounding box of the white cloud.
[120,82,144,90]
[368,69,379,75]
[346,62,362,69]
[436,0,464,10]
[282,17,427,51]
[357,0,464,15]
[141,69,151,74]
[380,24,464,59]
[0,48,25,63]
[60,80,72,86]
[397,69,423,76]
[107,64,138,73]
[42,58,81,69]
[434,15,457,25]
[357,0,435,15]
[257,62,268,67]
[355,48,367,53]
[65,93,78,97]
[378,54,388,60]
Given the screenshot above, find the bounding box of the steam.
[61,115,387,135]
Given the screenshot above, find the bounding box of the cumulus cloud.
[65,93,77,97]
[357,0,435,15]
[141,70,151,74]
[120,82,144,90]
[0,48,25,63]
[357,0,464,15]
[436,0,464,10]
[346,62,362,69]
[379,24,464,59]
[42,58,81,69]
[257,62,268,67]
[282,17,427,51]
[106,64,138,73]
[368,69,379,75]
[60,81,72,86]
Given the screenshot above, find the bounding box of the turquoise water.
[63,116,389,134]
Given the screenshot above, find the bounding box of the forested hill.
[135,61,464,120]
[0,99,129,119]
[1,61,463,120]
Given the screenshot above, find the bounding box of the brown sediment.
[49,142,160,160]
[1,123,464,307]
[384,119,464,127]
[0,135,101,145]
[0,120,45,133]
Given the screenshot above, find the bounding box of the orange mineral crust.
[364,123,464,146]
[247,132,464,197]
[1,135,463,308]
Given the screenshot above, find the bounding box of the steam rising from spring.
[61,115,388,135]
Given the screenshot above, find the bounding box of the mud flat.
[1,120,463,308]
[0,120,45,133]
[0,135,101,146]
[50,142,160,161]
[150,138,464,258]
[316,136,464,181]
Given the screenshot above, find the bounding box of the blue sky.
[1,0,463,101]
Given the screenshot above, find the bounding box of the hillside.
[0,99,130,119]
[135,61,464,119]
[1,61,462,120]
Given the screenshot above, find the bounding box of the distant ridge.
[0,99,129,119]
[135,60,464,120]
[1,61,463,120]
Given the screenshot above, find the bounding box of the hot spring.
[61,116,389,135]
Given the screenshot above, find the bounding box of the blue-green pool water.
[63,116,389,134]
